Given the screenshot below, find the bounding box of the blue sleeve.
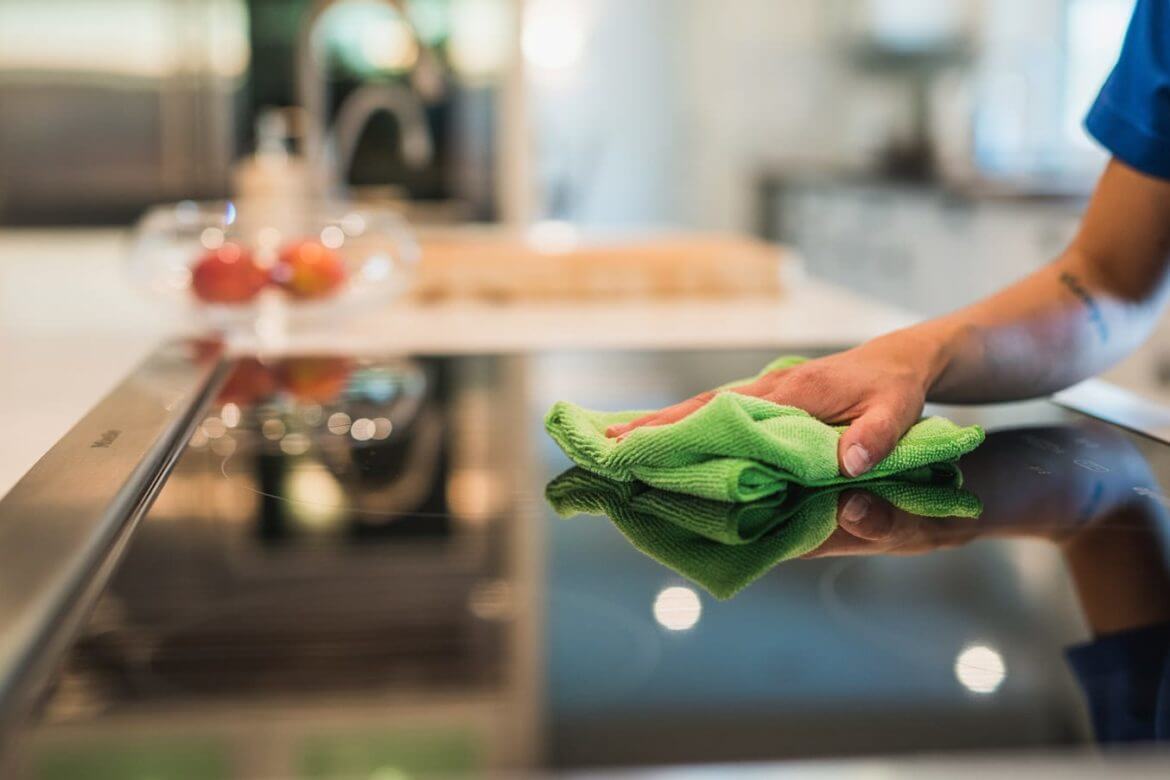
[1085,0,1170,179]
[1065,622,1170,744]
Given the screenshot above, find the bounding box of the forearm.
[917,251,1165,402]
[887,160,1170,404]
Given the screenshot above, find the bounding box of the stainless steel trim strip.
[1053,379,1170,444]
[0,340,226,734]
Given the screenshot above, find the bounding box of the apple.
[273,240,347,299]
[190,243,268,304]
[217,357,279,405]
[277,356,353,403]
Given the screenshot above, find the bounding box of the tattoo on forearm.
[1059,271,1110,342]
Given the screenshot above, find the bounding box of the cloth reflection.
[545,467,981,599]
[547,420,1170,745]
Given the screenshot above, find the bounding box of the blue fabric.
[1086,0,1170,179]
[1065,622,1170,744]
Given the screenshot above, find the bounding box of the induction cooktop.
[9,348,1170,777]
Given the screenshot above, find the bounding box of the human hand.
[799,489,980,558]
[605,335,941,477]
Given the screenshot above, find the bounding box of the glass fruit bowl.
[127,199,419,330]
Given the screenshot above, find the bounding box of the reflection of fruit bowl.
[128,200,419,329]
[191,355,429,463]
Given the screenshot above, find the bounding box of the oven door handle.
[0,339,226,737]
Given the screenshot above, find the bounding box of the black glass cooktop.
[12,350,1170,778]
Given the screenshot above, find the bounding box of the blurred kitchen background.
[2,0,1166,394]
[2,5,1165,776]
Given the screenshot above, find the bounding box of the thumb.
[838,401,918,478]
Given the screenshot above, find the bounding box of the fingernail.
[841,494,870,524]
[843,443,871,477]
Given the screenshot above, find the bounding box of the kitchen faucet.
[295,0,435,197]
[329,82,435,188]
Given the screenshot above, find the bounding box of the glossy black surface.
[14,350,1170,777]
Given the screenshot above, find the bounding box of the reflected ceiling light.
[327,412,352,435]
[954,644,1006,694]
[522,0,588,74]
[220,402,241,428]
[351,417,376,441]
[653,586,701,632]
[372,417,393,440]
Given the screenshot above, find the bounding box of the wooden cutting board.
[411,229,786,301]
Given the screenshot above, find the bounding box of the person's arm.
[608,159,1170,477]
[920,159,1170,401]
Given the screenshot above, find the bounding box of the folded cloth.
[544,356,985,503]
[546,468,982,599]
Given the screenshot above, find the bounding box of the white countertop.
[0,228,915,499]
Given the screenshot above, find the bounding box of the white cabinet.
[768,177,1170,403]
[769,179,1081,316]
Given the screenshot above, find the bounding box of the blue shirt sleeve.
[1085,0,1170,179]
[1065,622,1170,744]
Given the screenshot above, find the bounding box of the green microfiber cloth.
[546,467,982,599]
[544,356,985,503]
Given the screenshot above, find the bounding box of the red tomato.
[273,240,347,299]
[276,356,353,403]
[190,243,268,304]
[217,357,279,405]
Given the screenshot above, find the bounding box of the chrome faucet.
[328,82,435,187]
[295,0,435,197]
